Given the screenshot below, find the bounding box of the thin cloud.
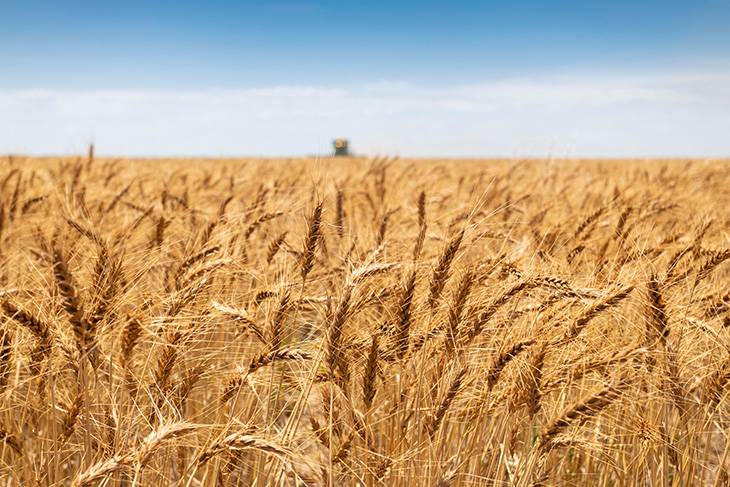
[1,69,729,157]
[258,3,321,13]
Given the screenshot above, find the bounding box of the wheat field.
[0,154,728,486]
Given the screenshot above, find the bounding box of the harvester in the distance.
[333,138,350,156]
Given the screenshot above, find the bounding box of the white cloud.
[1,69,729,157]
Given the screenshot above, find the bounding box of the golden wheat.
[0,155,727,485]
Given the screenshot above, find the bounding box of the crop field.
[0,155,728,486]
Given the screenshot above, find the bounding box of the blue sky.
[1,1,729,156]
